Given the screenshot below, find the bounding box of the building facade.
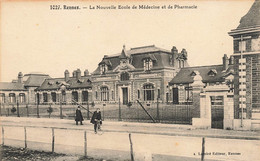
[228,0,260,129]
[0,73,50,105]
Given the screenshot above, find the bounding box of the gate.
[210,96,224,129]
[211,105,224,129]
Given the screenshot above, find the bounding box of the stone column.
[191,71,211,128]
[224,93,234,129]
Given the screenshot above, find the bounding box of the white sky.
[0,0,254,82]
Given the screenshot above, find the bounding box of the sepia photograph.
[0,0,259,160]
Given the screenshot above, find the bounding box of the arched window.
[0,93,5,103]
[19,93,26,103]
[9,93,16,103]
[120,72,130,81]
[143,84,154,101]
[101,87,109,101]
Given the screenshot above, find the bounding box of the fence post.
[157,97,160,122]
[84,131,87,158]
[36,103,40,118]
[26,104,29,117]
[119,98,122,121]
[0,103,2,116]
[129,133,134,161]
[17,101,20,117]
[201,137,205,161]
[2,126,4,145]
[87,102,90,120]
[102,104,105,121]
[60,101,63,119]
[24,127,27,149]
[52,128,55,153]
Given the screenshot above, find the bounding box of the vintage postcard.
[0,0,259,161]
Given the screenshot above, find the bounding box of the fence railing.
[0,101,193,125]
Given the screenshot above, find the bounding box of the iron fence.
[0,101,193,125]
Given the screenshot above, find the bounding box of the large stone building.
[34,45,189,106]
[228,0,260,130]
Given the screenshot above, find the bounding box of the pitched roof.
[92,45,174,74]
[237,0,260,29]
[0,82,27,91]
[36,77,92,91]
[169,65,226,84]
[23,73,50,87]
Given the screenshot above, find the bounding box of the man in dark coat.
[75,106,84,125]
[91,108,102,133]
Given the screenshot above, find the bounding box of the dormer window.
[208,69,217,77]
[100,64,107,75]
[190,71,196,77]
[144,58,153,71]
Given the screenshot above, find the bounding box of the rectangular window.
[185,87,193,102]
[101,87,109,101]
[51,92,56,102]
[246,39,251,52]
[234,40,239,53]
[72,91,78,102]
[43,93,48,103]
[82,91,88,102]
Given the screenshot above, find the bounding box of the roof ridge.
[130,45,155,50]
[182,64,223,69]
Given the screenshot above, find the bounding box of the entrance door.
[173,88,179,104]
[122,88,128,105]
[211,96,224,129]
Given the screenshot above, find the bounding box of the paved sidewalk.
[1,116,259,140]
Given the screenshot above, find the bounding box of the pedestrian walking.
[90,108,102,134]
[75,106,84,125]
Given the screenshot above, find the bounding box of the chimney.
[64,70,69,82]
[181,49,188,60]
[222,54,229,70]
[171,46,178,66]
[171,46,178,55]
[76,69,81,79]
[84,69,89,76]
[229,56,234,65]
[72,70,77,77]
[18,72,23,83]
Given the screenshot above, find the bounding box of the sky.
[0,0,254,82]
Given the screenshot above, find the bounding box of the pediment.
[113,63,135,72]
